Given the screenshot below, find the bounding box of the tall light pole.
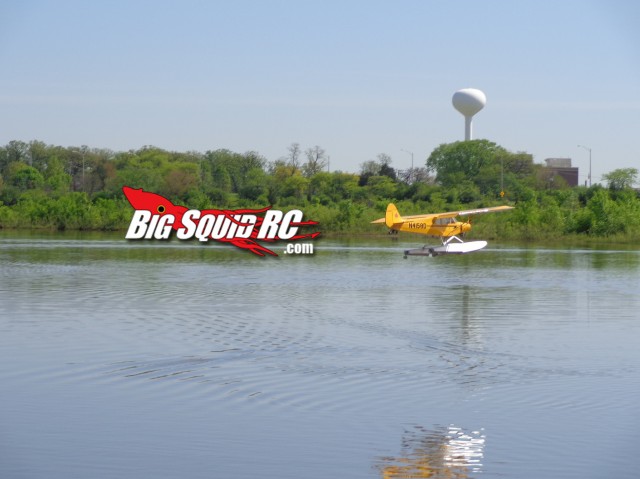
[401,148,414,183]
[577,144,592,187]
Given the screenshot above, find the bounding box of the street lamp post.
[401,149,414,183]
[577,144,592,187]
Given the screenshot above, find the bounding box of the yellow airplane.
[372,203,514,257]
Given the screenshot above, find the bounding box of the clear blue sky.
[1,0,638,184]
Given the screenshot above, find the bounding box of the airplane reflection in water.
[377,425,485,479]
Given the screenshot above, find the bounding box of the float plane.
[372,203,513,257]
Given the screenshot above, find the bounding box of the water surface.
[1,233,639,478]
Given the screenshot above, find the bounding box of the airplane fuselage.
[392,219,471,238]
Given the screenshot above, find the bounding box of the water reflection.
[2,234,639,479]
[378,425,485,478]
[454,285,476,347]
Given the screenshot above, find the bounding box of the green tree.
[3,141,28,172]
[204,149,265,194]
[586,189,621,235]
[307,171,331,203]
[9,163,45,190]
[427,140,540,198]
[161,162,200,199]
[281,174,309,202]
[239,168,268,202]
[335,200,364,230]
[107,154,163,194]
[602,168,638,191]
[26,140,51,172]
[366,175,396,198]
[88,155,117,196]
[427,140,506,188]
[455,180,481,204]
[43,157,72,194]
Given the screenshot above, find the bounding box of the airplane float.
[372,203,513,257]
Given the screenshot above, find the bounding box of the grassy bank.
[2,193,640,246]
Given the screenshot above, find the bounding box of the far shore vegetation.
[0,139,639,243]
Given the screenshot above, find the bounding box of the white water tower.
[452,88,486,141]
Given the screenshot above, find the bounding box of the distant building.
[544,158,579,186]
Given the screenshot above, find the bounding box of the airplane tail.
[385,203,404,229]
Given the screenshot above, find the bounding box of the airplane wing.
[371,205,513,223]
[456,205,514,216]
[371,212,439,223]
[429,205,514,219]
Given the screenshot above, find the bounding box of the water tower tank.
[452,88,486,141]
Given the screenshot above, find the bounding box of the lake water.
[1,232,639,478]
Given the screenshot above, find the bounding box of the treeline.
[0,139,638,240]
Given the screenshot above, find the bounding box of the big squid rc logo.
[123,186,320,257]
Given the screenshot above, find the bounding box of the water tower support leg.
[465,116,472,141]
